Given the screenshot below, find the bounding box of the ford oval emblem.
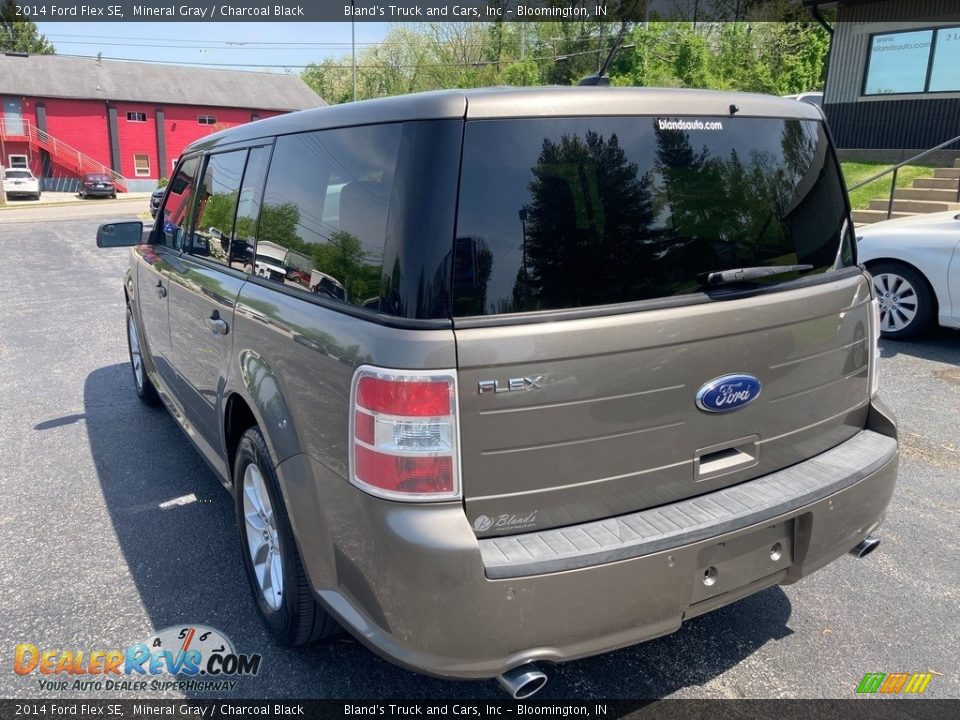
[695,374,762,413]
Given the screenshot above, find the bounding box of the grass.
[840,161,938,210]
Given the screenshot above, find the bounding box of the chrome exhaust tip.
[497,665,548,699]
[849,535,880,559]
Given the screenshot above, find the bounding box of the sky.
[34,22,391,72]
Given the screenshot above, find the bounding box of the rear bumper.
[276,409,897,680]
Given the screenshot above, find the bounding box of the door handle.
[206,310,229,336]
[155,279,167,298]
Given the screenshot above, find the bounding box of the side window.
[191,149,248,265]
[232,145,271,272]
[258,124,401,308]
[157,156,201,249]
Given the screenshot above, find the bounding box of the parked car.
[3,168,41,200]
[79,173,117,199]
[783,91,823,108]
[149,187,165,218]
[857,210,960,339]
[95,87,898,699]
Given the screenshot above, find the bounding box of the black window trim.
[162,114,854,331]
[126,111,147,122]
[861,24,960,98]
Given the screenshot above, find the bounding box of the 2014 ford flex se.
[98,87,898,698]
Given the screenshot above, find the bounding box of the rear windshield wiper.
[698,264,813,288]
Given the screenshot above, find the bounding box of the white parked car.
[3,168,41,200]
[857,211,960,339]
[783,91,823,108]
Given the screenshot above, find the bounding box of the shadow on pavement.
[879,328,960,363]
[81,362,793,700]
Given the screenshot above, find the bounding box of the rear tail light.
[349,366,461,501]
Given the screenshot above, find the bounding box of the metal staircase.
[0,119,127,191]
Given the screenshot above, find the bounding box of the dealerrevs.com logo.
[14,625,261,693]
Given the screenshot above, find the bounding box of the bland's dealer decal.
[14,625,261,692]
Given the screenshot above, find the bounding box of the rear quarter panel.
[225,283,457,469]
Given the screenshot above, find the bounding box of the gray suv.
[97,87,898,698]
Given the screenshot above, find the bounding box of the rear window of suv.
[452,116,854,316]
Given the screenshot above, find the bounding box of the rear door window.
[453,116,854,316]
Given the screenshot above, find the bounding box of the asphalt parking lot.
[0,202,957,700]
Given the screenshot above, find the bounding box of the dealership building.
[0,53,324,191]
[806,0,960,156]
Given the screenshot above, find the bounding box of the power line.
[57,44,624,70]
[42,34,491,48]
[46,39,387,50]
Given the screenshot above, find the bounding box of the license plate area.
[690,520,793,604]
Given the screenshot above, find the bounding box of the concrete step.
[914,177,960,190]
[869,198,960,213]
[935,168,960,179]
[893,187,960,202]
[852,209,914,224]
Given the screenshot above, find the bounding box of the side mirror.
[97,221,144,248]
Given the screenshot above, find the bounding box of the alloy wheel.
[873,272,918,333]
[127,313,144,391]
[242,463,284,611]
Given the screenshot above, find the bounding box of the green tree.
[258,202,302,250]
[197,192,237,236]
[302,18,829,103]
[1,1,55,54]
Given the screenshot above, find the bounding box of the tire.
[868,261,936,340]
[126,306,160,405]
[111,192,117,199]
[234,426,340,646]
[34,192,41,201]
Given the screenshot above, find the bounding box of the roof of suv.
[187,86,825,154]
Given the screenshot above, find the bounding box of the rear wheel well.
[224,394,258,484]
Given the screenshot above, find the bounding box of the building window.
[864,26,960,95]
[930,28,960,92]
[134,154,151,177]
[8,155,28,169]
[198,115,217,125]
[127,112,147,122]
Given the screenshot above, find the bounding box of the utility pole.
[351,1,357,102]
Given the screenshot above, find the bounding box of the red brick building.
[0,53,324,191]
